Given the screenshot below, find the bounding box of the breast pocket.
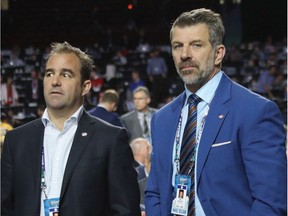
[73,156,108,188]
[207,140,238,173]
[75,156,107,169]
[212,140,231,147]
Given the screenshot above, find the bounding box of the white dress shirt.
[40,106,83,216]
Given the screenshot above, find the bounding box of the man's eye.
[62,72,72,78]
[173,44,182,49]
[193,44,202,48]
[45,72,53,77]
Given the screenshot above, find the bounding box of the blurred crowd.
[0,35,287,146]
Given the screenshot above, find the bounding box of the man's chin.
[181,74,203,86]
[180,69,194,75]
[46,103,65,111]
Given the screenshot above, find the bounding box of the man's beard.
[176,53,215,86]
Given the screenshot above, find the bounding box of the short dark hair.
[101,89,119,104]
[45,41,94,83]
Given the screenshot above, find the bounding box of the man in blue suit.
[89,89,124,127]
[145,8,287,216]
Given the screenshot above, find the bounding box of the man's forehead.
[171,27,210,45]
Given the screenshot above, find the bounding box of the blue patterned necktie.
[180,94,201,216]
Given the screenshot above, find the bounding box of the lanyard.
[174,106,209,175]
[41,146,48,199]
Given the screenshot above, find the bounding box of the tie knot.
[188,94,201,106]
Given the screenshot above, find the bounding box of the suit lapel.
[159,93,185,173]
[196,74,232,183]
[60,111,95,198]
[132,111,143,134]
[30,120,45,203]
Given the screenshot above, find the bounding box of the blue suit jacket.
[145,73,287,216]
[89,106,124,127]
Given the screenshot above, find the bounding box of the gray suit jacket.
[120,108,157,142]
[1,111,141,216]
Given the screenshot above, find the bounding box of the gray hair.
[130,138,152,155]
[170,8,225,48]
[133,86,151,98]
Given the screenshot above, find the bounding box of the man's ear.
[147,97,151,105]
[82,80,91,96]
[215,45,226,66]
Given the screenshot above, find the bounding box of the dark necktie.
[143,114,149,135]
[180,94,201,216]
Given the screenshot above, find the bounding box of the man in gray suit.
[121,86,157,143]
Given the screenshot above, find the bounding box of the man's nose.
[51,75,61,86]
[180,46,192,60]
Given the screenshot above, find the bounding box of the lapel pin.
[81,132,88,136]
[218,114,224,119]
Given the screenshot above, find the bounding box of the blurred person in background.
[125,69,146,112]
[89,66,104,104]
[121,86,157,143]
[89,88,124,127]
[26,69,44,105]
[256,64,278,99]
[130,137,152,215]
[0,112,14,154]
[146,49,168,107]
[1,75,19,106]
[130,137,152,180]
[128,69,146,96]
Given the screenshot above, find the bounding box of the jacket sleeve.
[1,132,15,216]
[144,114,162,216]
[242,101,287,215]
[144,152,161,216]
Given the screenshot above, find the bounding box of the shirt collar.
[97,104,108,111]
[184,71,223,106]
[41,106,84,127]
[137,110,149,117]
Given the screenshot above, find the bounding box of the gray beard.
[177,53,215,86]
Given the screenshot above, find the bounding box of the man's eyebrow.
[45,68,74,73]
[45,68,54,73]
[60,68,74,73]
[171,41,182,45]
[172,39,203,44]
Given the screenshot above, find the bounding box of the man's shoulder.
[148,107,158,113]
[102,111,121,123]
[84,111,123,131]
[120,110,137,120]
[6,118,43,136]
[88,107,97,114]
[231,80,270,103]
[88,106,106,114]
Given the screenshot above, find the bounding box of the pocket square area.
[212,141,232,147]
